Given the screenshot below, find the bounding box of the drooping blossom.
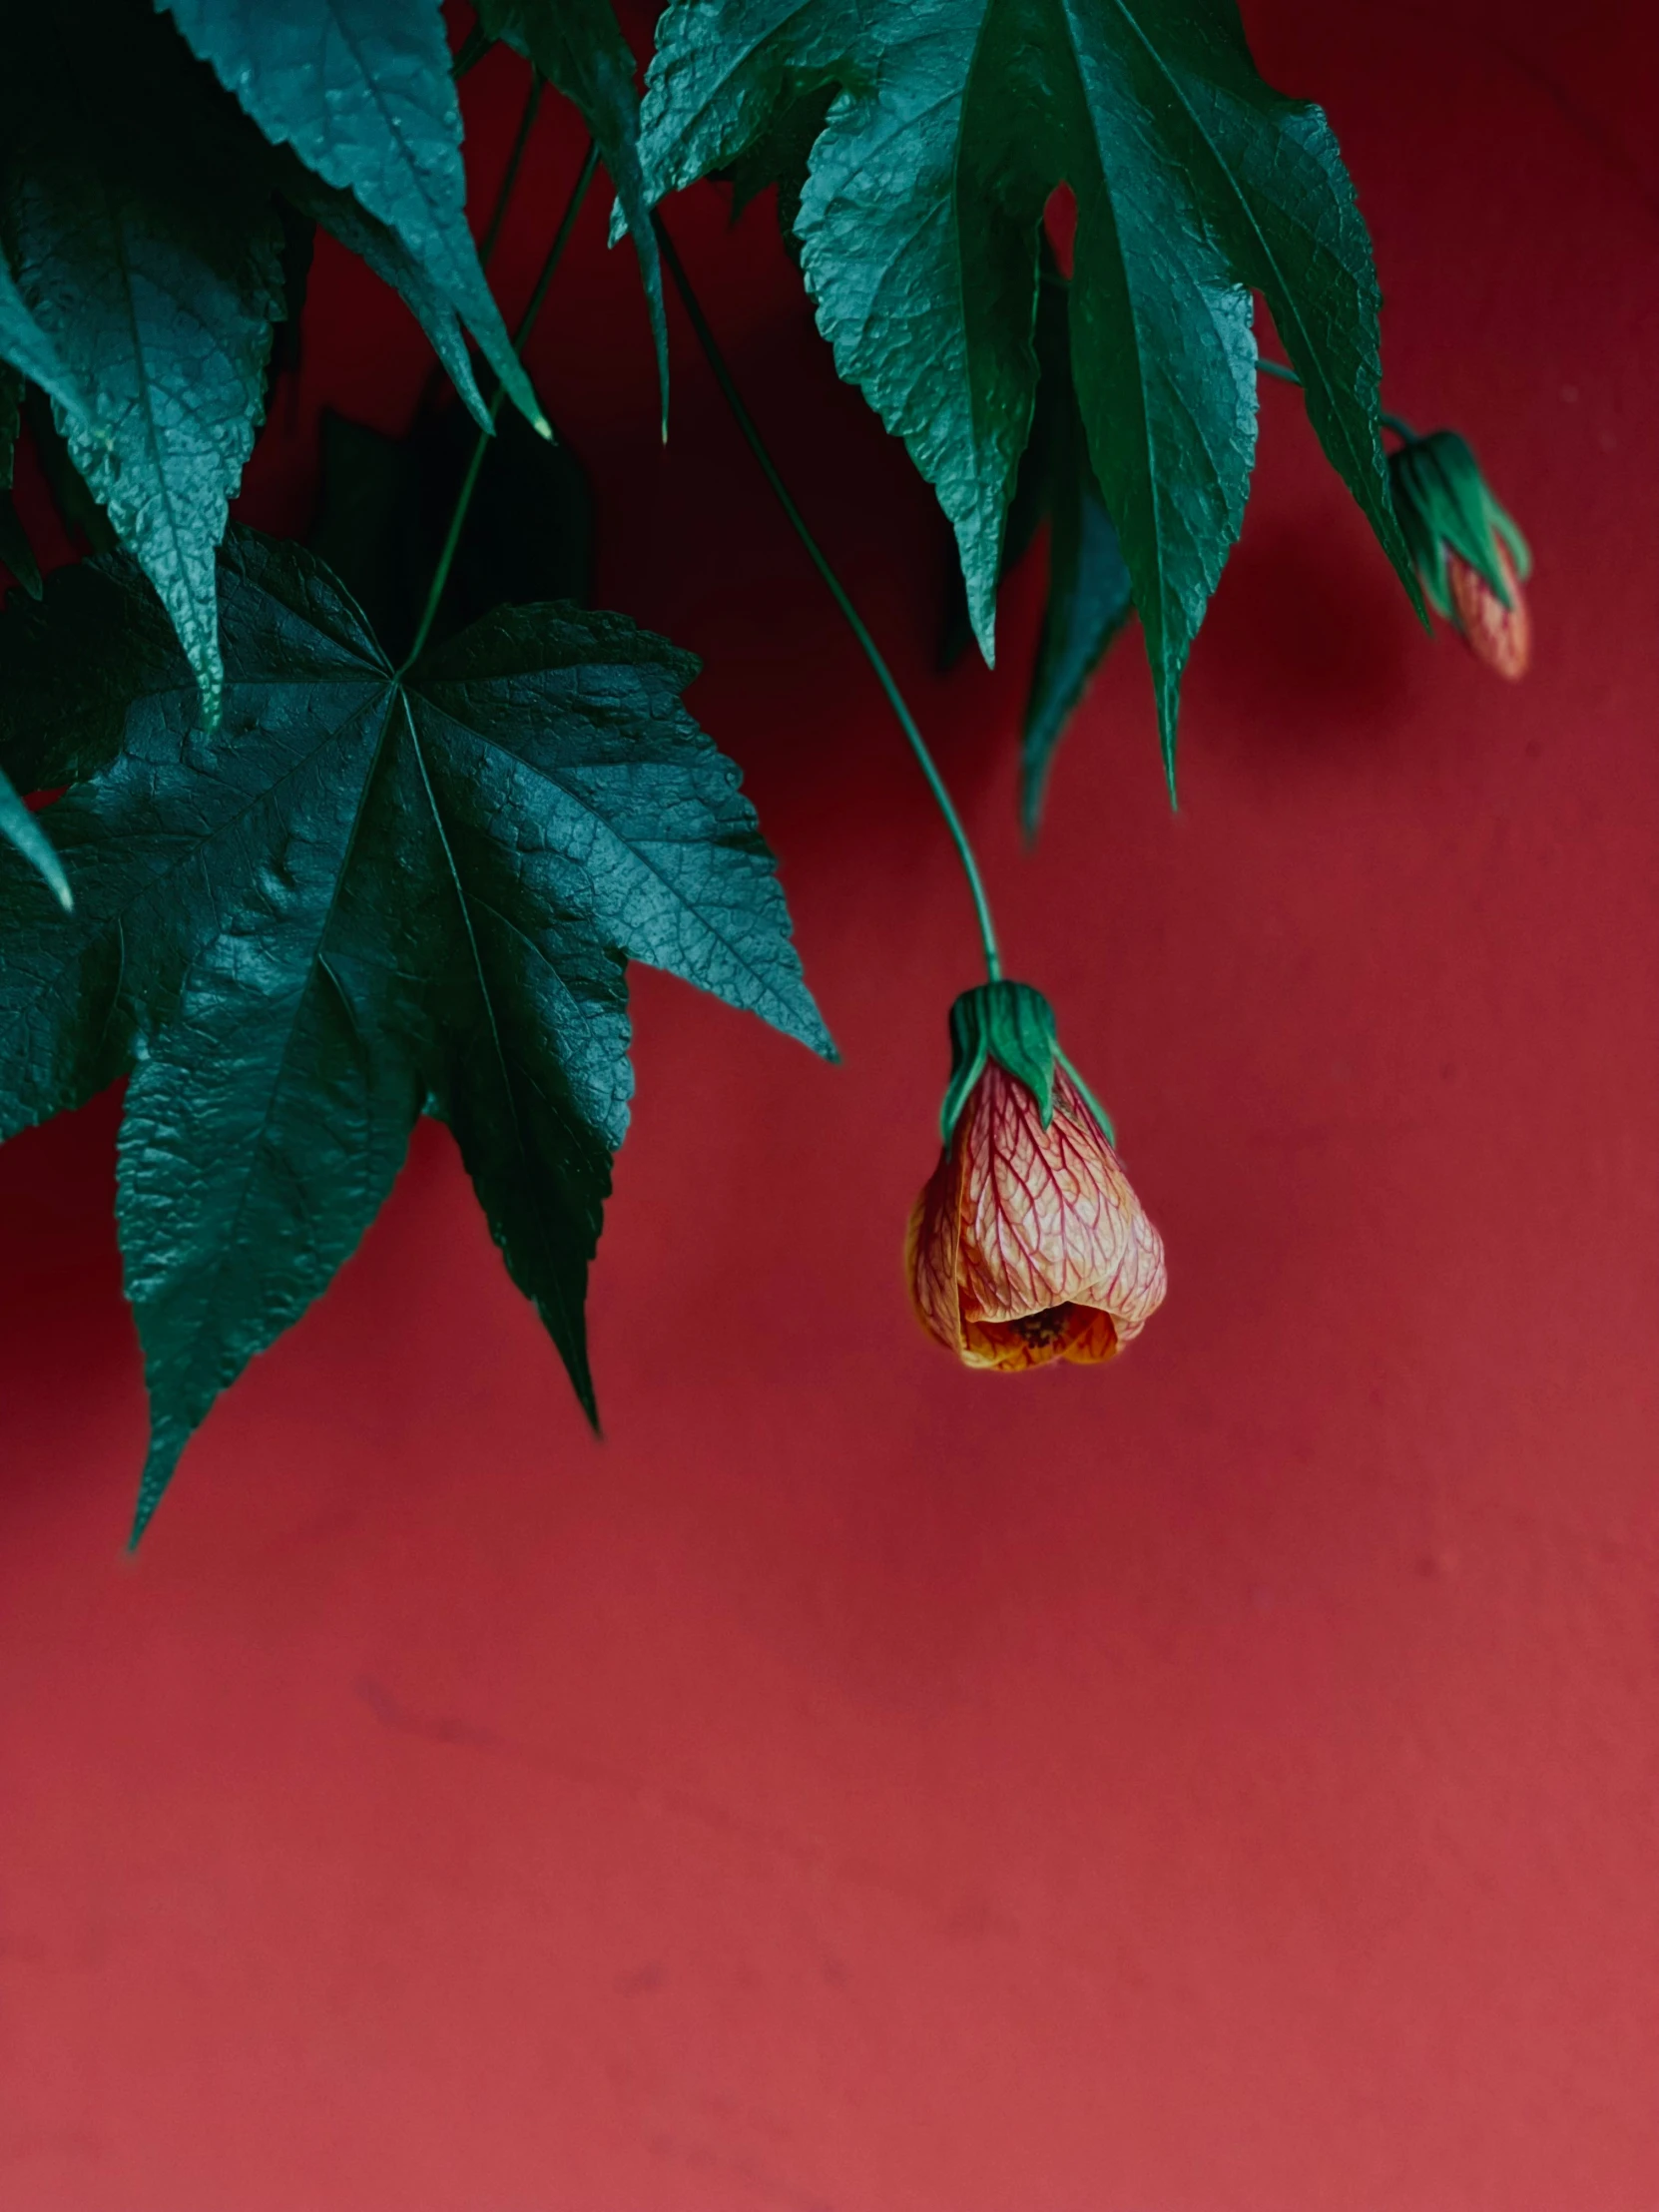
[906,982,1165,1372]
[1390,428,1532,679]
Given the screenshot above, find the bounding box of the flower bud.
[906,982,1166,1371]
[1390,429,1531,679]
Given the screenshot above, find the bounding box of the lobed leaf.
[0,3,283,726]
[638,0,1413,790]
[477,0,671,425]
[276,162,494,432]
[0,534,830,1536]
[164,0,547,438]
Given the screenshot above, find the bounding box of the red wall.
[4,3,1657,2205]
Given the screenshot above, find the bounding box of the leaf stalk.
[1257,351,1417,444]
[402,137,600,673]
[654,216,1003,984]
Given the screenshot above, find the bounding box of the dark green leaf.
[0,3,282,725]
[1016,274,1133,836]
[638,0,1416,790]
[724,86,836,249]
[0,364,42,601]
[477,0,670,423]
[0,252,88,420]
[0,532,830,1535]
[22,386,117,558]
[164,0,546,439]
[309,392,594,662]
[1022,474,1132,834]
[276,158,493,431]
[0,767,69,912]
[939,269,1134,834]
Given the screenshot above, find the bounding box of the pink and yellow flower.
[906,983,1165,1371]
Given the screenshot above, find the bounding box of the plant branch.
[1257,352,1418,443]
[654,215,1003,983]
[451,21,490,79]
[402,139,599,674]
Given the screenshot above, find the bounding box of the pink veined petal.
[905,1136,966,1353]
[955,1065,1166,1349]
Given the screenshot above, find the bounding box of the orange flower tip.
[1448,548,1530,681]
[1389,427,1531,678]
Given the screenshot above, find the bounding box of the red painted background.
[4,3,1658,2205]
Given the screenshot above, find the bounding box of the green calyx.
[939,981,1115,1148]
[1388,429,1531,622]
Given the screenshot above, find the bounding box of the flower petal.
[961,1301,1120,1372]
[905,1137,966,1352]
[956,1064,1166,1343]
[1448,545,1530,680]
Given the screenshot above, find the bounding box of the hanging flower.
[906,981,1166,1371]
[1390,428,1532,679]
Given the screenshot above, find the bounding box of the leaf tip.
[129,1424,188,1548]
[126,1487,161,1553]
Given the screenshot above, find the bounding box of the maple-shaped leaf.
[0,532,830,1538]
[638,0,1417,789]
[476,0,670,420]
[0,1,283,727]
[164,0,545,440]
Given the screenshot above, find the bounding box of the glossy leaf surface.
[1014,273,1135,834]
[276,161,494,432]
[639,0,1415,787]
[0,3,282,725]
[0,534,830,1535]
[164,0,544,436]
[478,0,670,417]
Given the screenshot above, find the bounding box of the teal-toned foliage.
[0,0,1411,1528]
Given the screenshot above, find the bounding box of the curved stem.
[654,216,1003,983]
[1257,351,1418,443]
[451,22,490,80]
[401,140,599,674]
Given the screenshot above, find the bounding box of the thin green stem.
[479,73,544,269]
[401,140,599,674]
[451,22,490,79]
[654,216,1003,983]
[1257,351,1418,443]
